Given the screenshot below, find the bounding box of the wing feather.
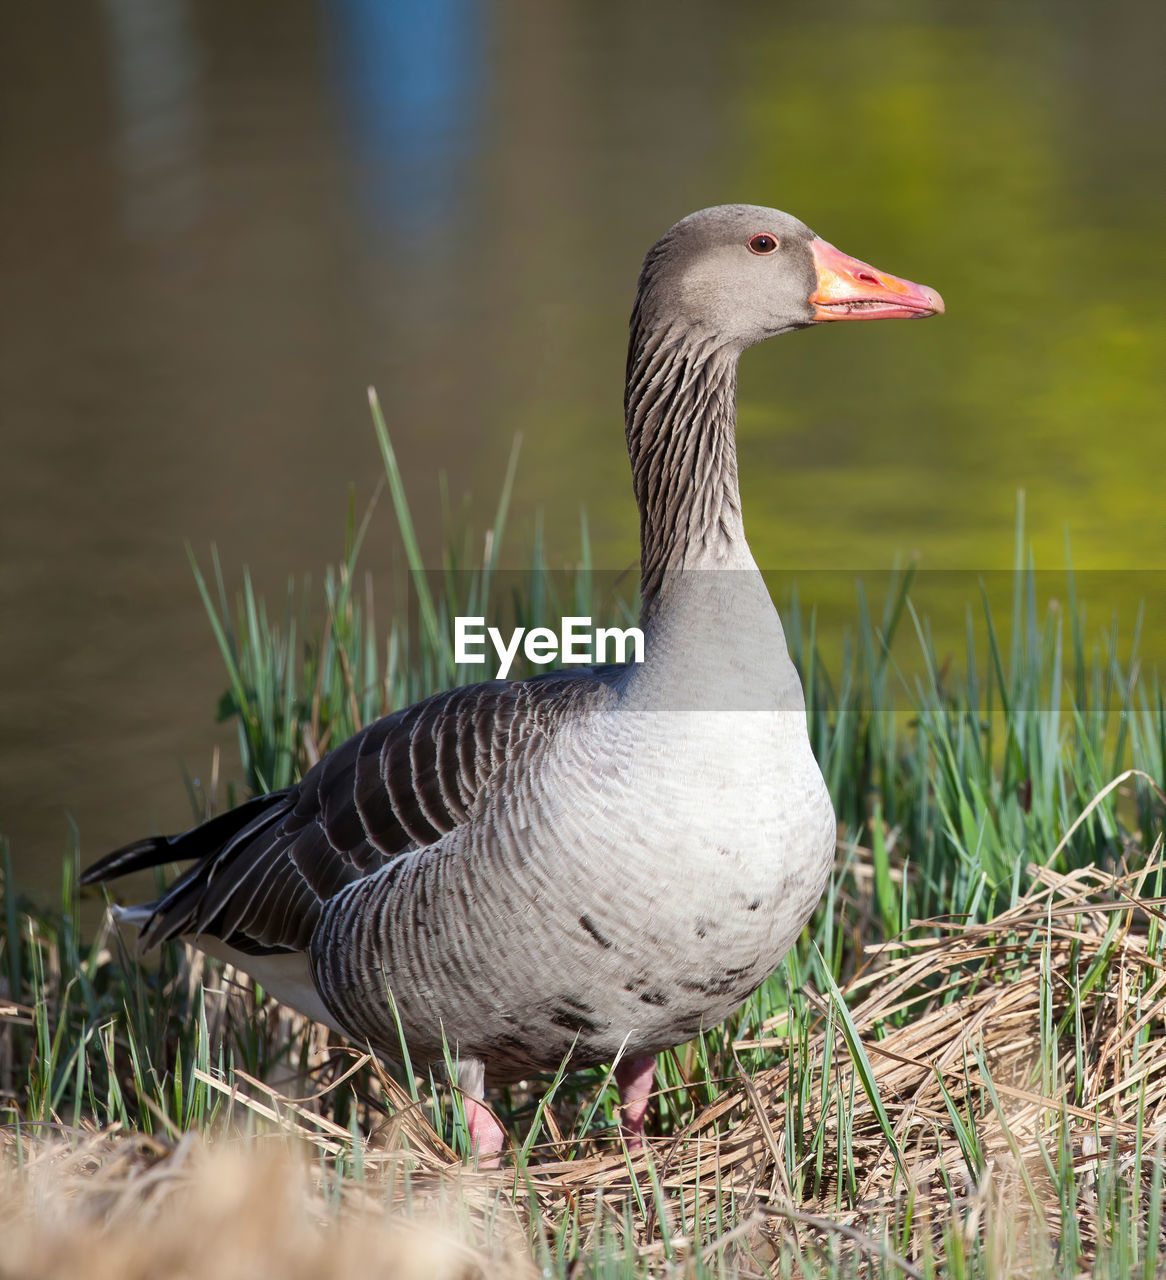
[85,671,620,957]
[353,718,405,854]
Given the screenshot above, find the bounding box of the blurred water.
[1,0,1163,895]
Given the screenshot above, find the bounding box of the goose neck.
[624,319,746,611]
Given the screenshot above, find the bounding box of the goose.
[82,205,942,1161]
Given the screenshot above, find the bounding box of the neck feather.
[624,316,744,609]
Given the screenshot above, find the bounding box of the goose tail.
[80,791,294,886]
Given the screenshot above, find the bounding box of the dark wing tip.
[80,836,172,886]
[80,791,296,888]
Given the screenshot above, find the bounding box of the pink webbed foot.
[614,1054,657,1149]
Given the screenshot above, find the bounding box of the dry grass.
[518,853,1166,1271]
[6,850,1166,1276]
[0,1134,538,1280]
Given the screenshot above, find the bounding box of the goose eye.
[747,233,779,255]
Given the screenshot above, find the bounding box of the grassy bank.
[3,404,1166,1276]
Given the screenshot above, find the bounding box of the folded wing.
[83,671,616,956]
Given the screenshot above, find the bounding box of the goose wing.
[83,670,617,956]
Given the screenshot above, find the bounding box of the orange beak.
[809,238,944,321]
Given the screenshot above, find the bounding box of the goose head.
[634,203,944,353]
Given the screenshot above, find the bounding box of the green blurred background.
[1,0,1163,890]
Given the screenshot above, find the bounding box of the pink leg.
[465,1096,505,1167]
[614,1054,657,1149]
[457,1058,505,1167]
